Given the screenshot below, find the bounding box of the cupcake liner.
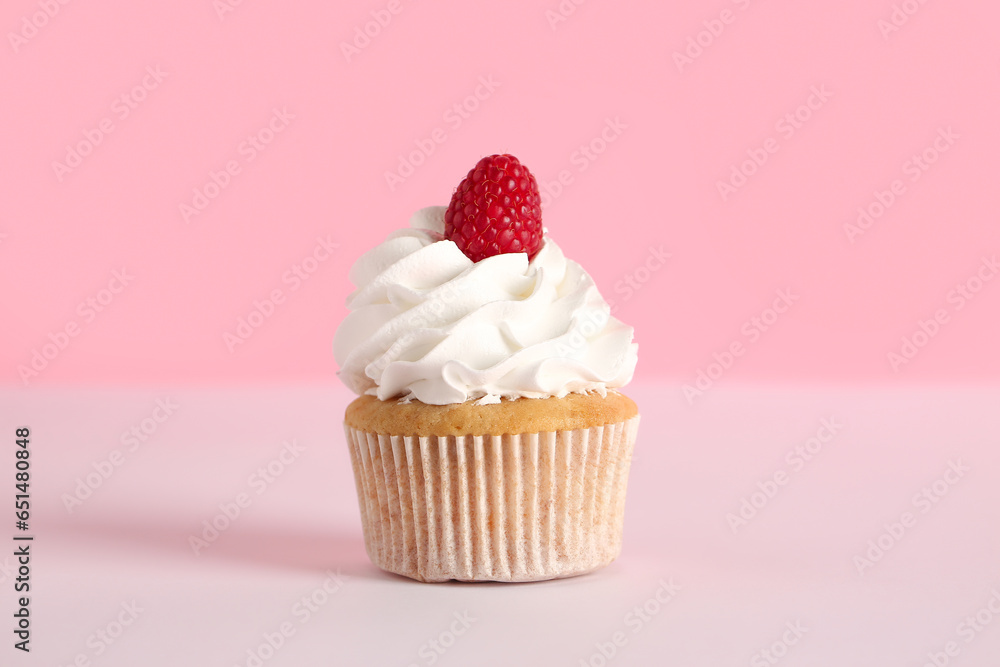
[344,417,639,582]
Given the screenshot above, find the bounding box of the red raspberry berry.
[443,154,544,262]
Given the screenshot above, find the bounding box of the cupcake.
[334,154,639,582]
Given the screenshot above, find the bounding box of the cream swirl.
[334,206,637,405]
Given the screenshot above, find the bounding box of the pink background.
[3,0,999,387]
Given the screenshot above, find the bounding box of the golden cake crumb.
[345,391,638,437]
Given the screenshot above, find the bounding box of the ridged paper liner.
[344,417,639,582]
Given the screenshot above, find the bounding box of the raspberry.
[443,154,543,262]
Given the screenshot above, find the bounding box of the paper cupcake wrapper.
[344,417,639,582]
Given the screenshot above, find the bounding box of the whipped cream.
[334,206,637,405]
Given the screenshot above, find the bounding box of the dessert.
[334,154,639,582]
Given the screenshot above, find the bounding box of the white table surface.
[4,381,999,666]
